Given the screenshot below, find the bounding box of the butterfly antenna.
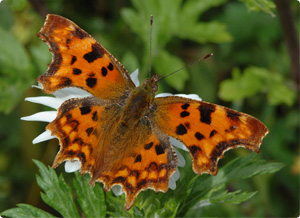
[160,53,213,80]
[149,15,153,78]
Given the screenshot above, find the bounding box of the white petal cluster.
[22,70,202,195]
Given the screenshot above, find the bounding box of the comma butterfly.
[36,14,268,210]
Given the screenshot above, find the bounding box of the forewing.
[152,96,268,175]
[38,14,135,99]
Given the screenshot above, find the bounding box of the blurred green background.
[0,0,298,217]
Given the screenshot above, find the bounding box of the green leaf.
[73,172,106,218]
[219,67,297,106]
[177,21,232,43]
[179,153,284,213]
[1,203,55,218]
[209,190,257,204]
[219,67,265,101]
[121,0,231,76]
[268,80,296,106]
[0,26,34,114]
[33,160,80,218]
[241,0,276,16]
[153,50,189,91]
[7,0,28,11]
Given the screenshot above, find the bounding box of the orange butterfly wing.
[98,128,177,210]
[151,96,269,175]
[47,95,177,210]
[38,14,135,99]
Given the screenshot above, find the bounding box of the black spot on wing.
[226,109,241,121]
[195,132,204,141]
[144,142,153,150]
[80,106,91,115]
[71,56,77,65]
[155,145,165,155]
[73,68,82,75]
[181,103,190,110]
[101,67,108,76]
[83,44,103,63]
[210,130,217,138]
[86,127,94,136]
[180,111,190,117]
[107,62,114,71]
[92,111,98,121]
[134,154,142,163]
[176,124,187,135]
[198,104,216,124]
[86,78,97,88]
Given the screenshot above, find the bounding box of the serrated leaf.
[219,66,296,106]
[219,67,265,101]
[177,22,232,43]
[73,172,106,218]
[179,153,284,213]
[33,160,80,218]
[209,190,257,204]
[241,0,276,16]
[1,203,55,218]
[121,0,231,76]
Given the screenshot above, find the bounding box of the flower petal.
[32,84,43,89]
[174,148,186,167]
[155,93,172,98]
[21,111,57,122]
[175,94,202,101]
[54,87,91,100]
[168,176,176,190]
[170,137,188,151]
[65,160,81,173]
[25,96,63,109]
[112,184,124,196]
[32,130,56,144]
[130,69,140,87]
[171,168,180,181]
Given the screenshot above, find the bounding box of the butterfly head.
[141,73,161,96]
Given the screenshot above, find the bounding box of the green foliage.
[2,204,55,218]
[73,173,106,218]
[0,26,34,114]
[241,0,276,16]
[0,0,298,217]
[121,0,231,90]
[178,153,284,215]
[1,154,283,218]
[219,67,296,106]
[34,160,80,218]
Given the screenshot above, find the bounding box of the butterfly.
[36,14,268,210]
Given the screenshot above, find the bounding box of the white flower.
[21,69,202,196]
